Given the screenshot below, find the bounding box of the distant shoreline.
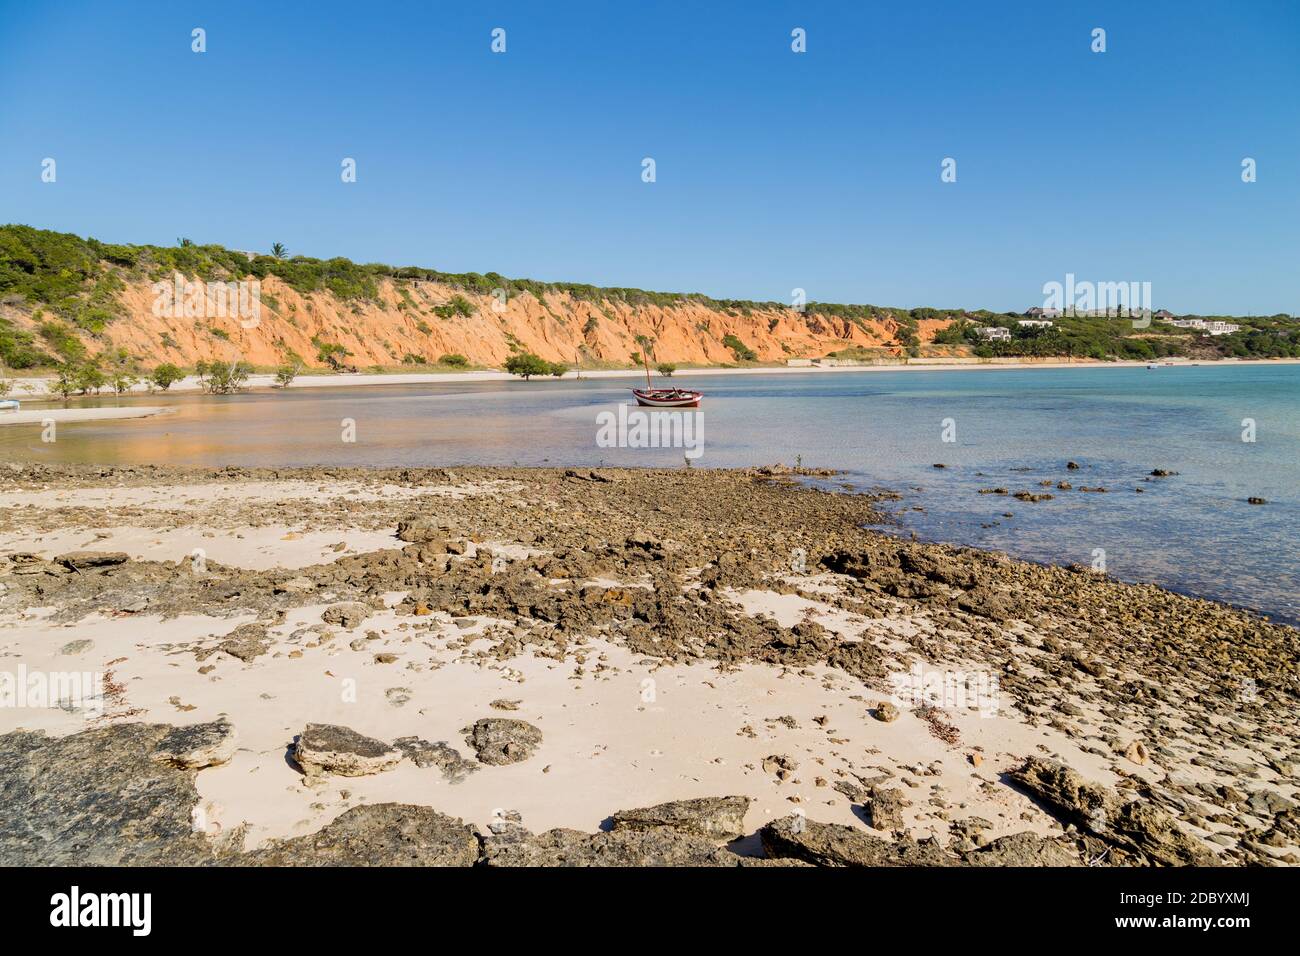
[6,355,1299,402]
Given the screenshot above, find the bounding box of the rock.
[962,831,1082,866]
[0,724,227,865]
[610,796,751,840]
[1124,740,1150,766]
[482,827,758,867]
[489,698,521,711]
[970,753,983,767]
[461,718,543,766]
[276,575,316,594]
[392,737,479,783]
[322,602,370,629]
[759,815,952,866]
[395,519,447,545]
[762,754,799,779]
[1012,491,1053,502]
[55,551,129,571]
[957,587,1021,621]
[152,719,238,769]
[1247,497,1267,505]
[1009,757,1212,865]
[240,804,478,866]
[217,623,270,662]
[863,788,910,830]
[873,701,900,723]
[1149,469,1178,477]
[1066,461,1081,470]
[57,639,94,655]
[293,723,402,778]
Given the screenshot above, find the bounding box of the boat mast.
[641,345,653,390]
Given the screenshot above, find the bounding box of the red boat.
[632,387,703,408]
[632,350,703,407]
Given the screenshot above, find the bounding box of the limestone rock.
[293,723,402,778]
[760,814,953,866]
[462,717,542,766]
[610,796,751,840]
[321,602,370,629]
[240,804,478,866]
[152,719,238,769]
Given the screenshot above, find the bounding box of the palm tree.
[271,242,287,259]
[177,237,194,247]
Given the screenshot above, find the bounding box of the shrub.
[150,363,185,390]
[656,362,677,377]
[547,361,569,377]
[722,334,756,362]
[438,353,469,367]
[504,352,551,380]
[313,339,352,370]
[433,294,475,319]
[401,353,427,365]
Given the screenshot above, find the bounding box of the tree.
[547,361,569,377]
[271,242,287,259]
[73,362,106,395]
[54,366,77,399]
[195,359,252,394]
[150,363,185,390]
[177,237,194,247]
[504,352,551,380]
[274,362,300,388]
[110,370,138,394]
[314,340,352,370]
[656,362,677,377]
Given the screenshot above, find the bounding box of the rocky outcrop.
[1009,757,1214,866]
[610,796,751,841]
[0,723,225,865]
[292,723,403,779]
[240,804,479,866]
[462,718,543,766]
[960,831,1083,866]
[152,719,238,769]
[321,602,371,629]
[392,737,479,783]
[481,827,758,867]
[759,815,954,867]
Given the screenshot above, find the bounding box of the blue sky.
[1,0,1296,314]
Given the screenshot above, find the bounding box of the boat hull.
[632,388,702,408]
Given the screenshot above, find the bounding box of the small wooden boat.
[632,350,702,407]
[632,387,702,408]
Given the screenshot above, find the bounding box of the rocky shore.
[0,463,1296,866]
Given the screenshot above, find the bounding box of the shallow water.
[3,364,1297,625]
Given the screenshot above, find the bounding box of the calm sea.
[3,364,1297,625]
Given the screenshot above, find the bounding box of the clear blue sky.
[1,0,1296,314]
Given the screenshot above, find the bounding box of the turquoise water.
[3,364,1297,624]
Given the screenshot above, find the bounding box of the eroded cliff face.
[7,273,937,369]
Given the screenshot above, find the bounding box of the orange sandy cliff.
[6,273,940,370]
